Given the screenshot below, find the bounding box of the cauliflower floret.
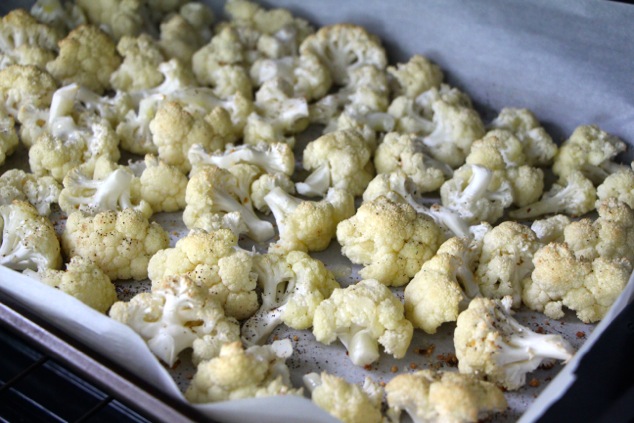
[509,171,596,219]
[129,154,188,213]
[28,112,121,182]
[440,164,514,225]
[250,172,295,214]
[264,187,354,253]
[57,158,151,217]
[185,339,302,403]
[149,100,230,173]
[0,200,62,271]
[243,78,309,147]
[61,208,169,280]
[241,251,340,344]
[337,195,443,286]
[530,214,571,244]
[387,54,444,98]
[148,228,259,321]
[386,369,507,423]
[374,132,451,193]
[303,372,384,423]
[158,3,215,64]
[596,166,634,209]
[466,129,544,207]
[191,25,252,98]
[0,105,19,166]
[296,129,375,197]
[109,34,165,92]
[404,235,485,334]
[188,141,294,177]
[28,256,116,313]
[74,0,148,41]
[183,164,274,243]
[489,107,557,167]
[454,296,574,390]
[110,274,240,366]
[0,9,59,70]
[30,0,87,36]
[0,64,57,118]
[46,25,121,94]
[419,86,485,168]
[299,23,387,86]
[476,221,542,307]
[552,124,628,185]
[363,171,471,239]
[0,169,60,216]
[313,278,413,366]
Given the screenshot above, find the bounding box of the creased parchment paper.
[2,0,634,422]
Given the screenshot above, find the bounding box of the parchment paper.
[2,0,634,422]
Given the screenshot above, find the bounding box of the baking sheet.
[2,0,634,422]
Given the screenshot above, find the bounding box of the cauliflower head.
[0,169,61,216]
[61,208,169,280]
[312,278,414,366]
[337,195,443,286]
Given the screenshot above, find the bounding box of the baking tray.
[2,1,634,422]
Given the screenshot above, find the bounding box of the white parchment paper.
[2,0,634,422]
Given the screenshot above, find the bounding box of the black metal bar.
[0,356,48,393]
[74,397,114,423]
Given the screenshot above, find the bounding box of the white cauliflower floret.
[363,171,470,239]
[454,296,574,390]
[149,100,231,173]
[30,0,87,36]
[419,86,485,168]
[387,54,444,98]
[476,221,542,307]
[466,129,544,207]
[46,24,121,94]
[0,200,62,271]
[147,228,259,321]
[489,107,557,167]
[374,132,451,193]
[264,187,354,253]
[0,64,57,119]
[0,9,59,70]
[27,256,116,313]
[296,129,375,197]
[299,23,387,86]
[0,105,19,166]
[109,34,165,92]
[241,251,340,345]
[509,171,596,219]
[191,25,252,98]
[385,369,507,423]
[523,199,634,323]
[530,214,571,244]
[337,195,443,287]
[243,78,309,147]
[183,165,274,243]
[312,278,413,366]
[58,157,151,217]
[440,164,514,225]
[109,274,240,366]
[404,235,485,334]
[552,124,628,185]
[74,0,149,41]
[251,172,295,214]
[188,141,294,177]
[61,208,169,280]
[128,155,188,213]
[185,339,302,403]
[0,169,61,216]
[158,3,214,64]
[303,372,384,423]
[596,166,634,209]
